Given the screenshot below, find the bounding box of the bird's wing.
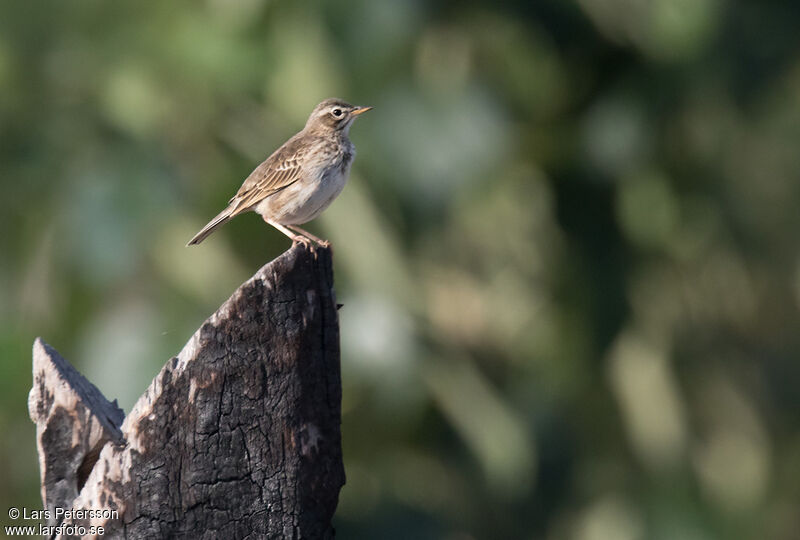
[227,135,308,216]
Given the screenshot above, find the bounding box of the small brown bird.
[187,98,372,248]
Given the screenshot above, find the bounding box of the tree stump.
[28,245,344,539]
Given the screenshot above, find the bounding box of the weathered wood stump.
[28,245,344,539]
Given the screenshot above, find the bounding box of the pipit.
[187,98,371,248]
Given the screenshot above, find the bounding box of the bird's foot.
[309,237,331,257]
[286,225,330,253]
[292,235,315,253]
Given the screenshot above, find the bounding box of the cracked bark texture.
[28,245,344,539]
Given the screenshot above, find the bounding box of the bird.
[187,98,372,249]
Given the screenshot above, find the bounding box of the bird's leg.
[265,218,314,251]
[287,225,330,248]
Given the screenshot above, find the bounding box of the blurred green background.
[2,0,799,538]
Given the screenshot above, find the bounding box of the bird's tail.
[187,206,234,246]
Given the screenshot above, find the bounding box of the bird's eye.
[332,108,343,117]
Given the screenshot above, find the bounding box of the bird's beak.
[351,106,373,116]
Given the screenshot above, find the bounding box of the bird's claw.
[293,236,315,253]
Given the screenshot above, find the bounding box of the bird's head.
[304,98,372,135]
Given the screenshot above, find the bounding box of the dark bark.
[28,245,344,539]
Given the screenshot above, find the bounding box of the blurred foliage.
[1,0,800,538]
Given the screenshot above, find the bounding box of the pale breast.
[255,139,355,225]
